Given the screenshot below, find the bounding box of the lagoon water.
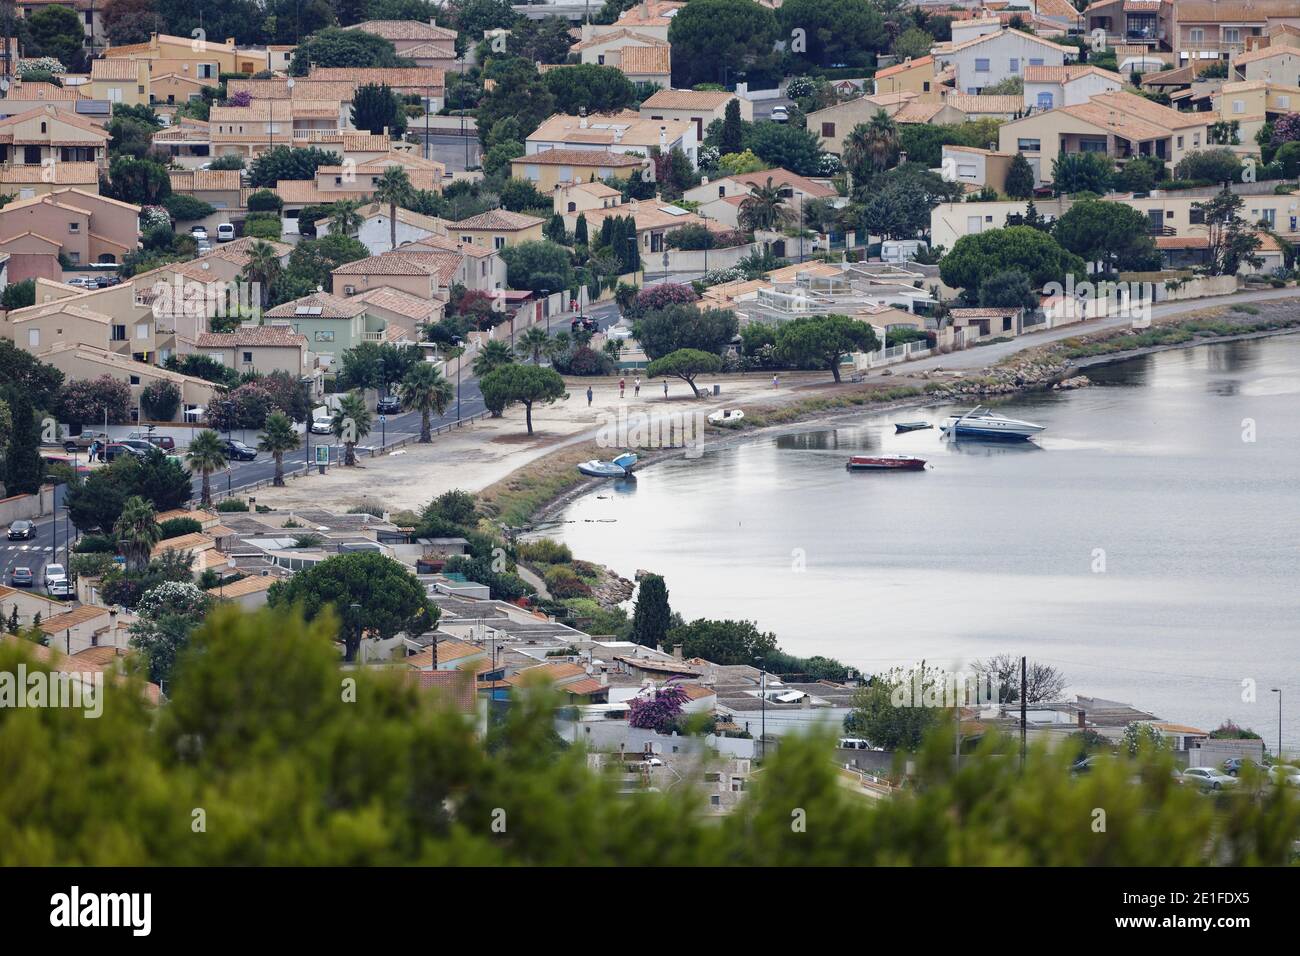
[551,335,1300,746]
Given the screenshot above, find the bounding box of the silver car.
[1180,767,1239,791]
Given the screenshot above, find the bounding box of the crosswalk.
[2,545,53,552]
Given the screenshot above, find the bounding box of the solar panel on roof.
[295,306,323,316]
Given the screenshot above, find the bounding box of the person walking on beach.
[772,374,779,389]
[586,386,593,407]
[634,376,641,397]
[663,380,669,399]
[619,377,626,398]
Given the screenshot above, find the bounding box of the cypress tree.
[630,573,671,649]
[2,388,44,496]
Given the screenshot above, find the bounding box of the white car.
[310,416,333,435]
[605,323,634,340]
[770,105,789,123]
[1268,765,1300,786]
[190,225,208,241]
[1179,767,1239,791]
[216,223,235,242]
[65,276,96,289]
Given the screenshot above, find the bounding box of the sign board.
[315,445,330,466]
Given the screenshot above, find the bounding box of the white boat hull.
[942,413,1045,440]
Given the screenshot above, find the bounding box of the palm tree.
[330,198,363,238]
[544,331,571,364]
[331,391,372,466]
[373,166,413,252]
[186,429,227,507]
[399,362,454,442]
[258,410,300,486]
[843,110,899,181]
[113,495,160,573]
[738,176,791,233]
[516,326,550,364]
[241,239,282,309]
[471,339,514,378]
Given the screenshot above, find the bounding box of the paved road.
[412,131,479,173]
[2,484,75,603]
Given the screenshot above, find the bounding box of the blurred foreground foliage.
[2,607,1298,865]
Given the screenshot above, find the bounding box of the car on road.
[570,315,597,334]
[63,430,108,452]
[1267,764,1300,786]
[217,223,235,242]
[376,396,402,415]
[117,439,157,455]
[44,564,72,598]
[128,431,176,452]
[1222,757,1259,776]
[7,520,35,540]
[9,567,33,587]
[222,438,258,461]
[190,225,208,241]
[1179,767,1239,791]
[310,416,333,435]
[770,105,789,123]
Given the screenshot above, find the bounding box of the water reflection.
[1205,378,1240,397]
[612,476,638,494]
[942,438,1045,456]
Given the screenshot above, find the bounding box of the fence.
[856,338,933,370]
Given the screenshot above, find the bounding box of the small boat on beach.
[941,405,1045,441]
[577,451,639,478]
[846,455,927,472]
[894,421,932,433]
[708,408,745,425]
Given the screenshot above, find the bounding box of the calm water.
[552,335,1300,745]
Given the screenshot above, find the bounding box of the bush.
[554,346,614,376]
[245,217,282,240]
[163,194,216,222]
[69,552,117,578]
[73,533,116,554]
[140,380,181,422]
[543,564,592,599]
[216,499,250,512]
[518,538,572,564]
[247,190,283,213]
[159,517,203,539]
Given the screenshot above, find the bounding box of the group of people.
[587,377,665,406]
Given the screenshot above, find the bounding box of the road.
[412,131,480,173]
[2,483,75,603]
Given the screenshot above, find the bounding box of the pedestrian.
[772,374,779,389]
[619,377,626,398]
[634,376,641,397]
[586,386,593,407]
[663,380,669,399]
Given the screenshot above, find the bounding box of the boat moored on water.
[846,455,927,471]
[577,451,639,478]
[707,408,745,425]
[894,421,932,433]
[941,406,1045,440]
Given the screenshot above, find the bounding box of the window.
[1017,138,1041,151]
[1177,135,1184,149]
[923,81,930,92]
[559,166,572,181]
[975,58,990,72]
[107,88,122,103]
[494,236,505,250]
[1189,206,1205,224]
[129,375,140,386]
[1190,27,1204,45]
[27,329,39,348]
[1224,28,1241,45]
[1280,95,1291,109]
[68,252,80,264]
[820,121,837,138]
[40,121,46,134]
[68,222,79,233]
[1193,133,1201,146]
[1009,58,1019,73]
[597,54,605,65]
[111,325,127,341]
[1036,92,1053,109]
[1261,208,1276,227]
[1232,100,1244,114]
[460,235,473,244]
[315,330,335,342]
[135,323,148,340]
[567,201,576,212]
[242,351,254,363]
[524,165,539,181]
[1029,58,1044,66]
[1002,317,1013,332]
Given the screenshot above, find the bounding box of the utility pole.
[1020,655,1027,771]
[760,671,766,762]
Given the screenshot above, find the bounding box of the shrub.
[216,498,250,512]
[245,217,282,239]
[247,190,283,213]
[140,380,181,422]
[159,517,203,539]
[518,538,572,564]
[543,564,592,599]
[163,194,216,222]
[73,534,117,554]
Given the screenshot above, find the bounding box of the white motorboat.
[707,408,745,425]
[577,451,639,478]
[941,405,1045,441]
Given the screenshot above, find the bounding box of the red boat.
[846,455,926,472]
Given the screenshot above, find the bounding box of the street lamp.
[539,288,550,335]
[1272,688,1283,760]
[453,336,463,421]
[459,56,468,169]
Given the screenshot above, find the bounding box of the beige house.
[0,106,109,171]
[192,327,311,378]
[103,31,269,77]
[1024,64,1124,111]
[451,210,545,250]
[553,181,624,216]
[512,148,643,193]
[89,58,151,107]
[351,286,442,338]
[571,198,728,255]
[210,101,346,161]
[168,169,243,211]
[528,111,698,167]
[1212,80,1300,144]
[150,72,214,109]
[941,145,1017,193]
[0,188,140,269]
[1233,45,1300,88]
[8,299,159,362]
[38,605,135,656]
[344,20,458,71]
[307,67,446,111]
[809,93,972,156]
[872,55,944,101]
[0,584,66,629]
[332,250,465,299]
[638,89,753,139]
[36,342,219,422]
[0,162,100,201]
[1172,0,1300,64]
[997,90,1211,185]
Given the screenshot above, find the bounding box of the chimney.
[659,125,667,147]
[671,644,682,660]
[1078,709,1087,730]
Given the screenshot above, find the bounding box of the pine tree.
[7,606,19,634]
[574,213,588,245]
[630,574,671,648]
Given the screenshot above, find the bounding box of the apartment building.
[0,106,109,170]
[997,90,1211,184]
[209,100,344,161]
[37,342,218,422]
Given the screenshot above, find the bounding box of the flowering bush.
[817,152,842,176]
[19,57,65,76]
[136,581,211,620]
[141,205,171,230]
[628,685,688,732]
[630,282,697,316]
[700,266,747,287]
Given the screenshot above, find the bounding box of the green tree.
[351,82,405,137]
[113,495,161,573]
[474,59,556,147]
[1050,151,1114,196]
[670,618,778,666]
[634,304,739,360]
[1,388,43,496]
[778,0,886,68]
[542,63,636,114]
[0,279,36,311]
[1005,152,1036,199]
[186,430,227,507]
[257,411,300,487]
[128,581,213,687]
[516,326,551,365]
[738,176,792,232]
[773,314,877,383]
[500,240,574,292]
[267,552,436,661]
[645,348,723,398]
[471,339,515,379]
[373,167,413,253]
[746,121,824,177]
[241,239,283,310]
[288,28,404,75]
[398,362,454,443]
[329,199,364,238]
[140,380,181,422]
[668,0,779,88]
[248,147,341,189]
[1052,199,1159,273]
[846,664,947,750]
[1194,187,1263,276]
[330,391,372,466]
[843,111,898,181]
[105,156,171,205]
[939,226,1086,292]
[25,5,86,71]
[978,269,1038,311]
[0,341,63,409]
[718,98,746,155]
[1174,146,1242,184]
[476,364,567,434]
[891,27,935,62]
[629,573,671,648]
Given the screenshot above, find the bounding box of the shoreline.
[516,314,1300,532]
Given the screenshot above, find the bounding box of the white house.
[1023,63,1124,111]
[935,28,1070,93]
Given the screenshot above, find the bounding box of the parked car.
[190,225,208,241]
[1222,757,1259,776]
[44,564,69,593]
[1179,767,1239,791]
[217,223,235,242]
[606,323,633,340]
[116,439,157,455]
[1070,755,1102,775]
[770,105,789,122]
[1267,765,1300,786]
[64,276,97,289]
[63,430,108,452]
[99,442,146,463]
[376,396,402,415]
[128,431,176,452]
[570,316,597,334]
[7,520,35,540]
[222,438,258,461]
[9,567,33,587]
[310,416,333,435]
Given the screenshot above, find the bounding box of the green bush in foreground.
[2,605,1298,865]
